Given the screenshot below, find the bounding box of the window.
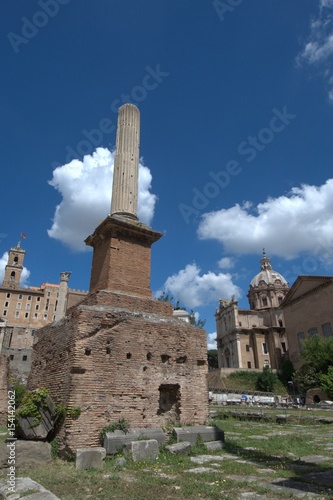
[6,293,10,299]
[22,355,27,361]
[45,299,49,311]
[37,297,41,302]
[16,303,21,309]
[322,323,333,337]
[28,295,31,301]
[43,314,48,320]
[26,304,30,310]
[281,342,287,353]
[35,305,39,310]
[47,292,50,297]
[246,344,250,352]
[9,355,14,361]
[262,298,268,306]
[3,310,7,316]
[4,302,8,307]
[15,311,19,318]
[34,313,38,319]
[31,330,36,336]
[278,296,283,304]
[262,342,268,354]
[239,321,242,326]
[247,361,252,368]
[297,331,305,351]
[308,327,318,337]
[278,320,283,327]
[10,272,15,280]
[18,294,22,299]
[25,313,29,318]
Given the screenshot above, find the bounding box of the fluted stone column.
[111,104,140,220]
[55,272,71,322]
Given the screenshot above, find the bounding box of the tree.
[320,366,333,399]
[300,336,333,374]
[292,363,321,395]
[189,310,206,329]
[207,349,218,370]
[256,366,277,392]
[156,293,206,329]
[292,336,333,395]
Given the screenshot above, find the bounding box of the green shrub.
[99,417,130,444]
[69,407,81,419]
[17,388,50,427]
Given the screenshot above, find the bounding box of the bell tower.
[2,243,25,289]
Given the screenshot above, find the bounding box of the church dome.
[250,250,288,288]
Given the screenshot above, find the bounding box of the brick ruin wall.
[89,233,152,296]
[28,291,209,452]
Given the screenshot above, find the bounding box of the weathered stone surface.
[186,467,219,474]
[173,425,224,445]
[0,477,59,499]
[76,447,106,469]
[205,440,225,451]
[125,439,159,462]
[114,457,127,468]
[104,428,165,455]
[0,441,52,469]
[300,455,332,463]
[165,441,191,455]
[190,455,225,464]
[17,395,56,440]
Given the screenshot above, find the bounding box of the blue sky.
[1,0,333,348]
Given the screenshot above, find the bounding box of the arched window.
[10,271,15,280]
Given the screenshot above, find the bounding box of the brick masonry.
[28,290,209,452]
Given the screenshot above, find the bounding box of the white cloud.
[0,252,30,287]
[298,2,333,100]
[218,257,235,269]
[197,179,333,261]
[162,263,241,309]
[47,147,157,251]
[207,332,217,350]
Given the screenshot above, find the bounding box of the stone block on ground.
[104,428,165,455]
[205,440,225,451]
[0,477,60,499]
[125,439,159,462]
[173,425,224,445]
[76,447,106,469]
[165,441,192,455]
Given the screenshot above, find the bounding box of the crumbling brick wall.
[28,291,209,452]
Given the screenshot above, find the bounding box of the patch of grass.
[1,409,333,499]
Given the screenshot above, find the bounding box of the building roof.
[250,249,288,288]
[281,275,333,307]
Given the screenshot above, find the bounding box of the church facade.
[216,251,290,370]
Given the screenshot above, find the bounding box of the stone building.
[0,244,87,381]
[27,104,208,453]
[216,251,290,370]
[282,275,333,370]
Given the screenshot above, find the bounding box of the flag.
[20,232,27,239]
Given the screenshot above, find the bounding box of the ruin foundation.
[27,289,209,453]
